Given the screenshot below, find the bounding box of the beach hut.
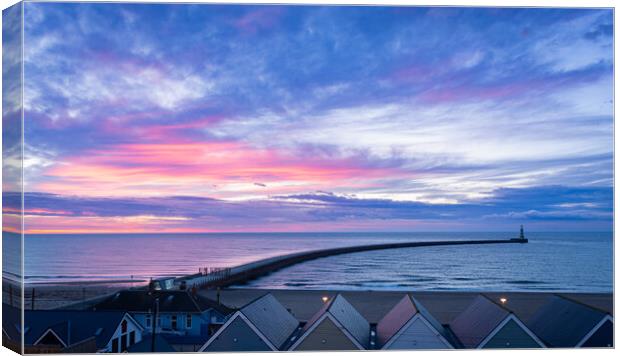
[199,293,299,352]
[450,294,545,349]
[376,294,456,349]
[289,294,370,351]
[528,295,613,348]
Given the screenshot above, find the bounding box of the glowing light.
[500,297,507,304]
[321,296,329,303]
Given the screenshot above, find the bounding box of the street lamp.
[149,279,160,352]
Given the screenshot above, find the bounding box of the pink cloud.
[131,116,224,141]
[37,141,405,197]
[233,7,285,35]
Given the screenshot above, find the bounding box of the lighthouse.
[519,225,525,239]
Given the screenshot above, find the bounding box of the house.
[449,294,545,349]
[289,293,370,351]
[376,294,457,350]
[527,295,613,348]
[93,289,233,341]
[199,293,299,352]
[3,305,143,353]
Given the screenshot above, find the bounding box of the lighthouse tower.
[519,225,525,239]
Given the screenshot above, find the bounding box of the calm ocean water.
[3,231,613,292]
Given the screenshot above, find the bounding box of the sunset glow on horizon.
[3,4,613,233]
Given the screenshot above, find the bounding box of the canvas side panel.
[2,1,24,354]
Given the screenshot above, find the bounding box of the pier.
[178,237,528,289]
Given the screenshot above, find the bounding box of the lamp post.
[149,279,160,352]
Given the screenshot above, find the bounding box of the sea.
[2,231,613,292]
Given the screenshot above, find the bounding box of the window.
[129,331,136,346]
[186,314,192,329]
[145,315,152,329]
[112,338,119,353]
[120,334,127,352]
[171,315,178,330]
[121,319,128,333]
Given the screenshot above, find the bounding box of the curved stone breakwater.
[178,238,528,289]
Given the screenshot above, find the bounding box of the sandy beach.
[3,276,613,319]
[3,279,143,310]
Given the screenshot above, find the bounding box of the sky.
[2,3,614,233]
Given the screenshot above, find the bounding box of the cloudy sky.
[5,3,613,233]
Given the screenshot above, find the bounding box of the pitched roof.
[303,294,370,349]
[21,310,137,349]
[376,294,455,348]
[376,295,418,346]
[240,293,299,349]
[413,295,462,347]
[47,321,69,345]
[449,294,510,348]
[93,290,233,315]
[527,295,610,347]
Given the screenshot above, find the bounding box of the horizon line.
[3,229,613,235]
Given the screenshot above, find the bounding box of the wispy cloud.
[6,185,612,233]
[16,4,613,232]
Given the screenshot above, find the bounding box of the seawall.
[180,238,528,289]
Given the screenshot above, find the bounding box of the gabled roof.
[449,295,510,348]
[42,321,69,346]
[376,295,418,346]
[528,295,611,347]
[22,310,140,349]
[239,293,300,350]
[93,290,233,315]
[301,294,370,349]
[377,294,455,348]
